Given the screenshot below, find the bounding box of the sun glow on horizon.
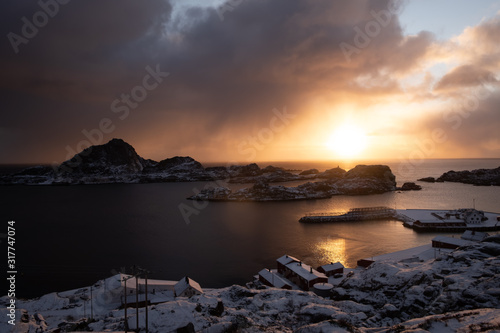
[326,123,368,158]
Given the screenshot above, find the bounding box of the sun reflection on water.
[315,237,347,267]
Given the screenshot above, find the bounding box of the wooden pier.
[299,206,396,223]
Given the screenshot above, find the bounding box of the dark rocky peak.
[345,165,395,182]
[299,168,319,176]
[150,156,204,172]
[228,163,262,177]
[59,138,145,175]
[262,165,285,173]
[318,166,346,179]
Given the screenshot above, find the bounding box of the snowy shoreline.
[2,240,500,332]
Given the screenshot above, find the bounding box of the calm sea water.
[1,159,499,298]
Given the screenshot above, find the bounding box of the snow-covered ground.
[2,241,500,332]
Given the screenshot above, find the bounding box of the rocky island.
[418,166,500,186]
[0,139,407,201]
[188,165,398,201]
[0,139,310,186]
[0,139,219,185]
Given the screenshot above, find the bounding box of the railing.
[300,207,396,223]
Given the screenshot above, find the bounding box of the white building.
[174,277,203,297]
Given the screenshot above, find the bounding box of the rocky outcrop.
[188,165,397,201]
[435,166,500,186]
[417,177,437,183]
[397,182,422,191]
[227,164,317,183]
[299,168,319,176]
[317,166,346,179]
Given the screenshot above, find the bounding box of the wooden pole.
[124,277,128,333]
[145,273,148,333]
[90,286,93,321]
[135,273,139,331]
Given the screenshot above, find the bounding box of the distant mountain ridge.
[0,138,213,185]
[0,139,401,197]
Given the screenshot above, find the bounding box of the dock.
[299,206,396,223]
[397,209,500,232]
[299,207,500,232]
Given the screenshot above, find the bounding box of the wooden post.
[124,276,128,333]
[90,286,93,321]
[135,273,139,331]
[145,272,148,333]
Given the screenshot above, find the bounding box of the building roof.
[432,236,474,248]
[277,254,300,266]
[319,262,344,272]
[258,269,292,289]
[285,262,327,281]
[119,274,177,289]
[364,244,435,263]
[461,230,489,241]
[417,219,467,224]
[174,277,203,296]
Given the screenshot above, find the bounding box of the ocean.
[1,159,499,298]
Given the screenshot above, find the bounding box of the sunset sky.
[1,0,499,164]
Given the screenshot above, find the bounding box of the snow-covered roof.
[433,236,474,247]
[285,262,327,281]
[174,277,203,296]
[417,219,467,224]
[119,274,177,289]
[366,244,436,263]
[319,262,344,272]
[277,254,300,266]
[140,279,177,287]
[258,269,292,288]
[461,230,489,241]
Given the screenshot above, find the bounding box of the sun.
[326,123,368,158]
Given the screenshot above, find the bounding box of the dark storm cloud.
[1,0,440,163]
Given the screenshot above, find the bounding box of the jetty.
[299,206,396,223]
[397,209,500,232]
[299,207,500,232]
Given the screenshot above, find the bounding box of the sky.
[1,0,499,164]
